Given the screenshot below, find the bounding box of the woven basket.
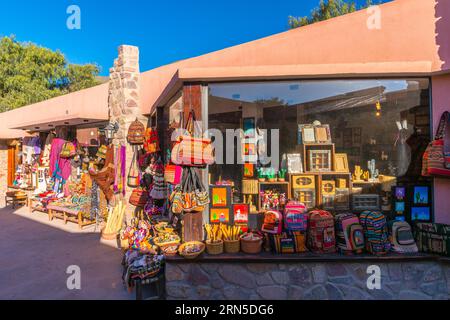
[240,236,263,254]
[206,240,224,255]
[224,240,240,254]
[127,118,145,145]
[178,241,205,259]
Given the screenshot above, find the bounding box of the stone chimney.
[108,45,145,213]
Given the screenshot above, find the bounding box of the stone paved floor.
[0,206,134,300]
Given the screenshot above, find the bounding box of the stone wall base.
[166,260,450,300]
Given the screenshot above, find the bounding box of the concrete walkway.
[0,206,134,300]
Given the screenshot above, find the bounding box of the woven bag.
[127,119,145,145]
[422,111,450,178]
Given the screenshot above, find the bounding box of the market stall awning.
[0,83,109,135]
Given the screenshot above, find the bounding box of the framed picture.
[244,143,256,156]
[293,189,316,209]
[411,207,431,221]
[244,163,254,178]
[334,154,349,172]
[233,204,249,230]
[394,186,406,200]
[314,125,331,143]
[292,175,315,189]
[243,117,256,138]
[210,186,231,208]
[308,150,332,172]
[210,207,231,224]
[413,186,430,204]
[302,126,316,144]
[287,153,303,174]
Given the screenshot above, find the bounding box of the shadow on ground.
[0,207,133,300]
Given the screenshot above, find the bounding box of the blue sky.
[1,0,385,75]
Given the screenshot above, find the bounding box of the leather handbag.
[422,111,450,178]
[129,187,149,207]
[171,110,214,167]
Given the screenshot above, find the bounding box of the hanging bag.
[60,141,77,158]
[181,168,209,213]
[171,110,214,167]
[164,164,182,185]
[422,111,450,178]
[129,187,149,207]
[143,127,160,154]
[127,148,140,188]
[127,118,145,145]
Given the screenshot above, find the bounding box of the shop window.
[208,79,432,222]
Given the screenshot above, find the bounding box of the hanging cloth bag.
[127,147,140,188]
[171,110,214,167]
[143,127,160,154]
[127,118,145,145]
[422,111,450,178]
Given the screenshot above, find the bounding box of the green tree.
[288,0,382,29]
[0,36,100,112]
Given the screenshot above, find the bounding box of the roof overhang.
[11,116,108,131]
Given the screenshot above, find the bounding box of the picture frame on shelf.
[314,125,331,144]
[292,175,315,189]
[302,125,316,144]
[335,153,349,173]
[293,189,316,209]
[308,150,332,172]
[286,153,303,174]
[321,180,336,195]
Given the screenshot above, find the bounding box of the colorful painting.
[244,163,254,178]
[395,202,405,212]
[210,208,230,224]
[394,187,406,200]
[413,186,429,204]
[210,186,230,207]
[411,207,431,221]
[233,204,249,225]
[244,143,256,156]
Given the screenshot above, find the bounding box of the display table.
[28,197,48,214]
[5,193,28,209]
[47,204,95,229]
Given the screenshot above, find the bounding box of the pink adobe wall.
[140,0,442,113]
[431,74,450,224]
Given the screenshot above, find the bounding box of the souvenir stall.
[117,118,171,298]
[16,125,121,229]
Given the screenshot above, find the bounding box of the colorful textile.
[49,138,72,181]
